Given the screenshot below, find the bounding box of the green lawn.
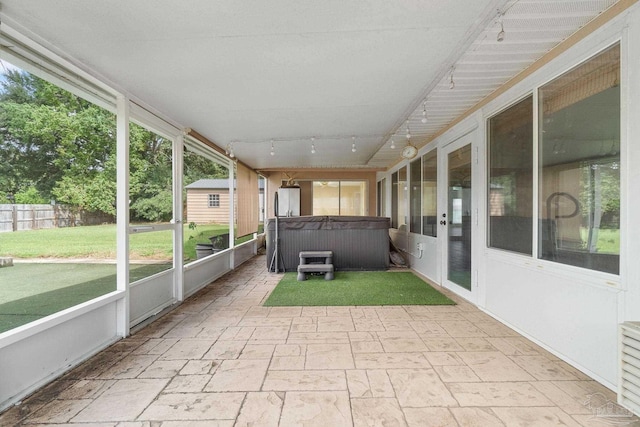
[0,223,230,261]
[579,227,620,253]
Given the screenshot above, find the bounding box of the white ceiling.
[0,0,620,171]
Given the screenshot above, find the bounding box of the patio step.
[297,263,334,281]
[299,250,333,265]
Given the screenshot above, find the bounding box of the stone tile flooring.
[2,255,639,426]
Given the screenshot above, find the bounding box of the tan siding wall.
[299,181,313,215]
[186,189,232,224]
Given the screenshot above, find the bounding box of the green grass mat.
[263,271,455,306]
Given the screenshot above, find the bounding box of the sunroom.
[1,0,640,422]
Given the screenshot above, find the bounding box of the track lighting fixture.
[390,138,396,149]
[421,101,428,124]
[351,136,357,153]
[405,120,411,140]
[497,13,505,42]
[270,139,275,156]
[311,137,316,154]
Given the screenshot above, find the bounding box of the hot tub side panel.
[266,216,390,272]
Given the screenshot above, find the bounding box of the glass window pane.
[391,172,398,228]
[422,149,437,237]
[312,181,339,215]
[488,96,533,254]
[0,61,117,333]
[128,230,172,281]
[183,147,230,262]
[397,167,408,230]
[129,125,173,281]
[380,178,386,218]
[377,180,382,216]
[448,145,472,290]
[208,194,220,207]
[538,44,620,274]
[258,175,265,233]
[409,158,422,233]
[339,181,367,216]
[311,181,368,216]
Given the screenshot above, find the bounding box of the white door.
[440,136,475,302]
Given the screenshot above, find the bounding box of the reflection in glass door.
[447,144,472,290]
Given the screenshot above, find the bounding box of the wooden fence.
[0,204,114,232]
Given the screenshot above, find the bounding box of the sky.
[0,58,23,85]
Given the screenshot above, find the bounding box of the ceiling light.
[405,120,411,139]
[390,138,396,149]
[311,137,316,154]
[351,136,357,153]
[270,139,275,156]
[421,101,428,124]
[497,14,505,42]
[229,142,235,158]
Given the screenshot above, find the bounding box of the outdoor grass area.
[0,223,231,261]
[579,227,620,253]
[264,271,455,307]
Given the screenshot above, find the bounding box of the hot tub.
[266,216,390,272]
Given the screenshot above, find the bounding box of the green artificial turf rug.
[263,271,455,307]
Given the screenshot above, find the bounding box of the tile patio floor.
[1,254,638,426]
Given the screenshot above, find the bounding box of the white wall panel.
[407,234,439,285]
[0,301,119,411]
[129,270,175,326]
[184,251,232,298]
[233,240,257,269]
[623,4,640,322]
[484,254,621,387]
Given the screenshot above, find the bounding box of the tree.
[1,66,229,221]
[184,150,228,184]
[14,186,48,204]
[0,69,116,209]
[128,124,173,222]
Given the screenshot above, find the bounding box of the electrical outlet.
[417,243,424,251]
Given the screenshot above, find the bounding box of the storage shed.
[185,179,264,224]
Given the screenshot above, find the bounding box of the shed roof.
[185,179,265,190]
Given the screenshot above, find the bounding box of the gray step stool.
[297,250,334,281]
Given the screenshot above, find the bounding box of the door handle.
[440,220,447,225]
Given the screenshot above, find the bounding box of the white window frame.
[208,193,220,208]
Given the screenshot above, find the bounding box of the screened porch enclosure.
[1,0,640,420]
